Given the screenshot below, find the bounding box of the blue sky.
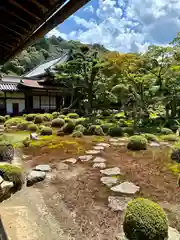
[46,0,180,53]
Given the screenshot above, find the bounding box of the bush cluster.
[127,135,147,150]
[123,198,168,240]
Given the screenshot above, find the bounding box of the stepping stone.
[100,167,121,176]
[111,142,125,146]
[93,162,106,169]
[63,158,77,164]
[34,164,52,172]
[109,138,119,142]
[93,146,104,151]
[100,176,118,187]
[96,143,110,148]
[111,182,140,194]
[108,196,131,211]
[149,142,160,147]
[26,170,46,187]
[168,227,180,240]
[93,157,106,163]
[79,155,93,162]
[85,150,100,155]
[56,162,69,170]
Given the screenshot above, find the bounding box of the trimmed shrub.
[75,118,87,125]
[40,126,52,136]
[22,137,30,147]
[5,117,25,127]
[75,124,86,133]
[59,114,66,119]
[123,198,168,240]
[4,115,10,120]
[108,126,123,137]
[127,135,147,150]
[143,133,159,142]
[17,121,29,131]
[67,113,79,119]
[52,112,60,119]
[27,123,38,132]
[0,116,5,123]
[51,118,65,128]
[0,164,24,190]
[71,131,83,138]
[42,113,52,122]
[87,125,105,136]
[101,123,113,134]
[160,128,173,135]
[25,114,36,121]
[123,127,134,136]
[161,134,179,142]
[34,115,43,124]
[62,122,75,134]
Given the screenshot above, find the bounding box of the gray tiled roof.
[0,83,19,91]
[24,53,69,78]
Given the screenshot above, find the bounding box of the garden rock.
[100,167,121,176]
[100,176,118,187]
[34,164,52,172]
[111,142,125,146]
[93,157,106,163]
[108,196,132,211]
[0,180,13,195]
[168,227,180,240]
[26,170,46,187]
[93,162,106,169]
[111,182,140,194]
[93,146,105,151]
[63,158,77,164]
[149,142,160,147]
[96,143,110,148]
[85,150,100,155]
[79,155,93,162]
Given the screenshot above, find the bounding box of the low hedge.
[127,135,147,150]
[51,118,65,128]
[40,126,53,136]
[123,198,168,240]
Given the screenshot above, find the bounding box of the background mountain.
[0,36,108,76]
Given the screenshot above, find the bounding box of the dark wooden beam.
[30,0,48,14]
[8,0,42,21]
[0,44,11,51]
[0,23,24,37]
[0,42,15,49]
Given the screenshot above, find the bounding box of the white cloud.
[47,0,180,53]
[46,27,68,40]
[84,5,94,13]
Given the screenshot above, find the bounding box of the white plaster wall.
[6,99,25,114]
[33,96,40,108]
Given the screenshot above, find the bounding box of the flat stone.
[111,142,125,146]
[93,162,106,169]
[26,170,46,187]
[34,164,52,172]
[100,176,118,187]
[93,146,105,151]
[149,142,160,147]
[56,162,69,170]
[79,155,93,162]
[100,167,121,176]
[168,227,180,240]
[85,150,100,155]
[93,157,106,163]
[108,196,132,211]
[96,143,110,148]
[111,182,140,194]
[63,158,77,164]
[109,138,119,142]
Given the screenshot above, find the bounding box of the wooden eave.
[0,0,90,64]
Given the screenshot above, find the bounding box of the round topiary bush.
[161,134,179,142]
[17,121,29,131]
[42,113,52,122]
[51,118,65,128]
[101,123,113,134]
[67,113,79,119]
[34,115,43,124]
[123,198,168,240]
[22,137,30,147]
[62,122,75,134]
[52,112,60,119]
[0,116,5,123]
[123,127,134,136]
[27,123,38,132]
[87,125,105,136]
[108,126,123,137]
[127,135,147,150]
[4,115,10,121]
[71,130,83,138]
[143,133,159,142]
[74,124,86,133]
[0,164,24,191]
[160,128,173,135]
[25,114,36,121]
[40,126,53,136]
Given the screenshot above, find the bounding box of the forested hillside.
[0,36,108,76]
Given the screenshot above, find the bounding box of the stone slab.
[34,164,52,172]
[100,167,121,176]
[85,150,101,155]
[108,196,132,211]
[63,158,77,164]
[93,163,106,169]
[111,182,140,194]
[78,155,93,162]
[93,157,106,163]
[100,176,118,187]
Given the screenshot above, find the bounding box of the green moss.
[5,117,25,127]
[72,130,83,138]
[160,134,179,142]
[123,198,168,240]
[27,123,38,132]
[51,118,65,128]
[62,122,75,134]
[74,124,86,133]
[167,163,180,175]
[42,113,53,122]
[0,116,5,123]
[17,121,29,131]
[143,133,159,142]
[108,126,123,137]
[160,128,173,135]
[40,126,53,136]
[67,113,79,119]
[127,135,147,151]
[34,115,43,124]
[114,112,125,119]
[25,114,36,121]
